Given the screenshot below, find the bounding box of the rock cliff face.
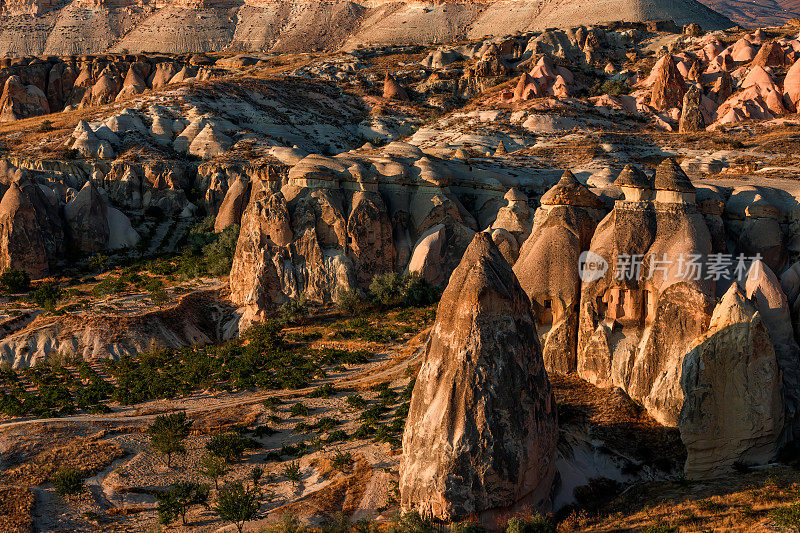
[400,232,557,522]
[0,0,733,56]
[228,142,518,322]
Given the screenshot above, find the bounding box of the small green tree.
[214,481,261,533]
[157,481,210,526]
[0,269,30,293]
[198,454,227,489]
[250,467,263,485]
[148,411,193,467]
[279,294,308,325]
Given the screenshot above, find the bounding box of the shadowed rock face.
[680,283,785,479]
[0,182,49,278]
[400,232,557,523]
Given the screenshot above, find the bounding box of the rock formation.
[680,283,784,479]
[400,232,557,522]
[679,85,705,132]
[649,55,687,111]
[0,182,49,278]
[576,159,715,426]
[514,171,604,373]
[64,181,110,253]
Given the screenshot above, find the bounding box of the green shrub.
[282,461,302,483]
[330,450,354,472]
[51,467,84,496]
[369,273,440,308]
[289,403,311,417]
[0,269,30,293]
[346,394,366,409]
[279,294,308,325]
[368,272,406,306]
[505,513,554,533]
[148,411,192,467]
[309,383,336,398]
[203,224,240,277]
[335,289,363,314]
[32,282,62,310]
[91,276,126,298]
[595,79,630,96]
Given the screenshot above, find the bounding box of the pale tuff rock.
[188,123,233,159]
[680,283,784,479]
[743,260,800,434]
[400,232,557,522]
[514,171,604,374]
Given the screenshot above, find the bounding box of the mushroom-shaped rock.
[680,283,784,479]
[615,164,653,202]
[654,158,695,203]
[491,187,532,245]
[64,181,109,253]
[383,73,409,101]
[400,232,557,522]
[540,170,604,209]
[649,55,687,111]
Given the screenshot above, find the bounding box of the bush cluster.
[0,324,373,417]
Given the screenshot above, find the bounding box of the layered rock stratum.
[0,0,734,56]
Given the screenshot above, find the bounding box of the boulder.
[383,73,409,101]
[400,233,557,522]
